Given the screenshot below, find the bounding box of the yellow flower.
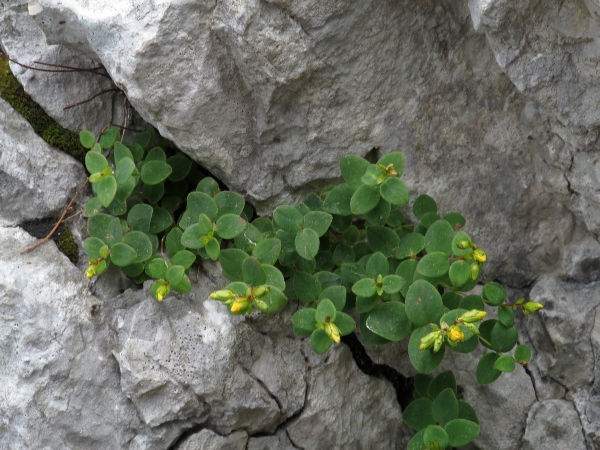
[448,326,465,342]
[473,249,487,263]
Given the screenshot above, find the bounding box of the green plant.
[81,128,542,449]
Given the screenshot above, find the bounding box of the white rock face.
[522,400,587,450]
[0,97,85,227]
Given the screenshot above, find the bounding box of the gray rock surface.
[0,97,85,227]
[177,429,248,450]
[522,400,587,450]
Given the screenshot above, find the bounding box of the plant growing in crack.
[73,127,543,449]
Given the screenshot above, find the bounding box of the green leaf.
[340,155,371,189]
[428,371,457,399]
[257,286,288,313]
[413,194,437,219]
[196,177,220,196]
[88,214,121,245]
[295,228,320,260]
[514,344,532,364]
[356,294,379,314]
[382,275,405,294]
[407,430,428,450]
[303,211,333,237]
[353,279,377,300]
[476,352,502,384]
[408,326,446,374]
[80,130,96,149]
[367,226,400,256]
[387,208,405,227]
[483,282,507,306]
[396,259,418,296]
[187,192,218,221]
[84,197,104,217]
[147,257,169,279]
[494,355,516,372]
[115,157,136,185]
[113,142,134,165]
[273,205,304,232]
[146,147,166,162]
[143,181,164,204]
[416,252,450,278]
[128,204,153,233]
[171,274,192,293]
[95,175,117,208]
[110,242,137,267]
[219,249,249,281]
[432,388,459,425]
[457,401,479,424]
[140,161,172,185]
[424,220,454,255]
[396,233,425,259]
[330,214,352,232]
[99,126,119,149]
[83,237,105,259]
[166,154,192,182]
[216,214,247,239]
[332,243,356,266]
[214,191,245,217]
[241,256,266,286]
[365,302,411,341]
[292,308,317,334]
[333,311,355,335]
[180,214,213,249]
[366,252,389,278]
[316,298,337,324]
[404,398,435,431]
[449,260,471,287]
[405,280,444,327]
[414,374,433,399]
[149,206,172,234]
[443,212,466,230]
[451,231,474,257]
[292,271,322,303]
[491,322,518,352]
[165,227,185,254]
[364,197,391,226]
[361,164,386,186]
[350,185,380,215]
[205,237,220,260]
[167,249,192,269]
[262,265,286,290]
[444,419,480,447]
[311,329,333,354]
[318,285,346,311]
[377,151,405,177]
[121,263,145,278]
[323,184,354,216]
[379,177,409,206]
[165,265,185,285]
[252,238,281,265]
[498,305,515,327]
[122,231,153,263]
[423,425,450,449]
[85,152,108,174]
[460,294,485,311]
[133,128,153,149]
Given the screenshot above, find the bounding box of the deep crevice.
[342,332,413,410]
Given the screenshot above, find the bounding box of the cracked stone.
[176,429,248,450]
[522,400,587,450]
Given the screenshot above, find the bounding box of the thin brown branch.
[33,60,108,76]
[0,51,111,78]
[63,88,120,110]
[21,179,89,255]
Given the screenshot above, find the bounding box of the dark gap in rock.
[18,217,78,264]
[166,423,208,450]
[364,146,380,163]
[342,332,414,410]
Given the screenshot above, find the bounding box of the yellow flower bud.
[459,309,487,323]
[523,302,543,315]
[253,285,269,298]
[156,285,170,302]
[210,289,236,301]
[230,300,245,313]
[461,322,480,335]
[85,264,97,279]
[433,334,444,352]
[473,248,487,263]
[448,326,465,342]
[325,322,341,344]
[457,240,471,250]
[470,262,480,280]
[419,331,439,350]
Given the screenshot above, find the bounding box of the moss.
[55,226,79,265]
[0,58,85,163]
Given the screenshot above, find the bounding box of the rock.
[247,430,297,450]
[0,97,85,227]
[0,1,125,134]
[522,400,587,450]
[285,342,405,449]
[177,429,248,450]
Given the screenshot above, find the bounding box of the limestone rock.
[0,97,85,227]
[177,429,248,450]
[522,400,587,450]
[246,430,297,450]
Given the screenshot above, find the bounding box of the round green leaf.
[216,214,247,239]
[498,305,515,327]
[169,250,195,269]
[333,311,355,335]
[396,233,425,259]
[366,252,389,278]
[122,231,153,263]
[377,151,405,177]
[84,237,106,259]
[295,228,320,260]
[367,226,400,256]
[352,278,377,297]
[96,175,117,207]
[340,155,370,189]
[494,355,516,373]
[409,326,446,374]
[143,181,164,204]
[114,142,134,165]
[428,371,457,399]
[318,285,346,311]
[460,295,485,311]
[116,157,136,185]
[360,164,386,186]
[99,126,119,149]
[110,242,137,267]
[205,237,220,260]
[443,212,466,230]
[292,308,317,334]
[449,260,471,287]
[364,197,391,227]
[149,206,172,234]
[407,430,427,450]
[128,203,153,233]
[219,248,249,281]
[292,271,322,303]
[262,265,286,290]
[350,185,381,215]
[214,191,245,217]
[187,192,218,221]
[356,294,379,314]
[405,280,444,327]
[242,256,267,286]
[256,286,287,313]
[180,215,213,249]
[424,220,454,255]
[379,177,409,206]
[444,419,480,447]
[316,298,337,323]
[171,274,192,293]
[365,302,411,341]
[145,147,166,162]
[491,322,518,352]
[514,344,532,364]
[140,160,172,185]
[121,263,145,278]
[273,205,304,232]
[166,154,192,182]
[387,208,405,227]
[323,184,354,216]
[147,257,169,279]
[457,401,479,424]
[483,282,507,306]
[382,275,405,294]
[476,352,502,384]
[196,177,220,196]
[165,265,185,285]
[432,388,459,425]
[303,211,333,237]
[252,238,281,265]
[416,252,450,278]
[451,231,474,257]
[80,130,96,149]
[88,214,121,245]
[413,194,437,219]
[311,329,333,354]
[84,197,103,217]
[423,425,450,449]
[404,397,435,431]
[165,227,185,254]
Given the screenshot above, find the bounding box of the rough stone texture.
[0,1,125,134]
[522,400,587,450]
[246,430,297,450]
[177,429,248,450]
[0,97,85,227]
[7,0,588,286]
